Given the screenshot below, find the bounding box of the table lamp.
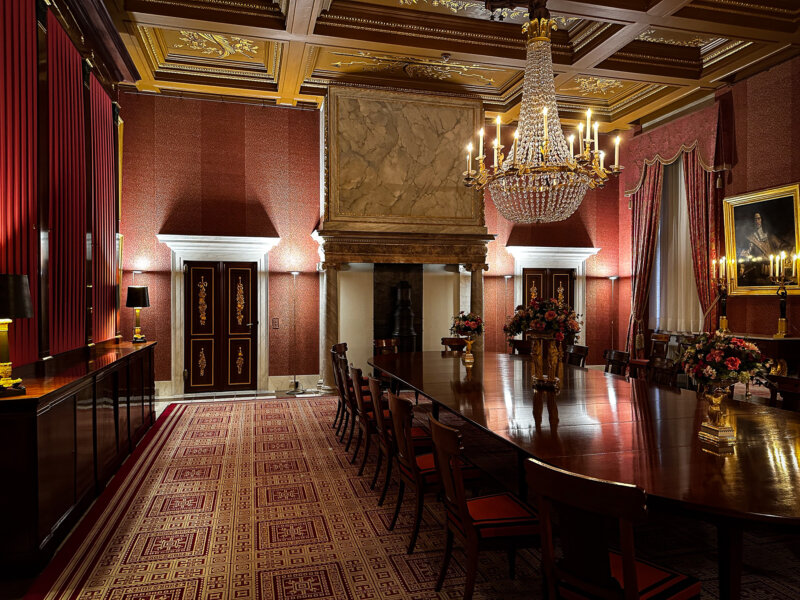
[0,274,34,396]
[126,286,150,343]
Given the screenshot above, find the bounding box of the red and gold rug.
[26,397,540,600]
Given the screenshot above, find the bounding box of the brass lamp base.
[0,362,26,396]
[132,334,147,343]
[774,318,788,339]
[718,316,729,333]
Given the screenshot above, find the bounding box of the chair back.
[603,349,629,376]
[388,392,417,477]
[649,332,670,359]
[676,335,696,361]
[428,416,471,527]
[374,338,399,355]
[368,376,389,439]
[331,344,348,401]
[349,365,370,417]
[647,357,678,388]
[525,457,647,600]
[767,374,800,410]
[565,344,589,367]
[510,339,533,355]
[441,337,467,352]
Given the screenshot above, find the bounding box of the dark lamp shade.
[0,274,34,319]
[126,286,150,308]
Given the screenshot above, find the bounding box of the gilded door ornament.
[236,347,244,375]
[557,282,565,306]
[235,276,245,326]
[198,276,209,326]
[529,282,538,302]
[198,348,207,377]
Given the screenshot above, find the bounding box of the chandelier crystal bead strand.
[463,0,622,224]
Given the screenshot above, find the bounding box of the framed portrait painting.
[723,183,800,295]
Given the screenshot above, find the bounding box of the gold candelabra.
[770,273,793,338]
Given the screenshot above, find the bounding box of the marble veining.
[333,94,477,221]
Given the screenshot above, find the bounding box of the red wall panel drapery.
[48,11,86,355]
[626,161,664,355]
[90,75,116,343]
[0,0,39,365]
[683,148,721,332]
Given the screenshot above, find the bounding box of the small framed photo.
[723,183,800,295]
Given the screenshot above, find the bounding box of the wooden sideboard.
[0,341,156,575]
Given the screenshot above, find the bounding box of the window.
[649,159,703,333]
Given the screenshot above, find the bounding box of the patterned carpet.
[24,396,800,600]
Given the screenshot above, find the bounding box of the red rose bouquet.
[504,297,582,343]
[680,331,772,387]
[451,312,484,337]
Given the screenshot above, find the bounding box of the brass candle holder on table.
[770,274,793,338]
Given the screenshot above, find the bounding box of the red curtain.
[48,11,86,355]
[626,161,664,355]
[683,148,720,332]
[0,0,39,365]
[90,75,116,342]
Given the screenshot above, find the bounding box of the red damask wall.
[723,56,800,335]
[119,92,321,381]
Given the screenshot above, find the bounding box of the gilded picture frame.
[723,183,800,295]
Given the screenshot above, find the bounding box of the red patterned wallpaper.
[119,92,320,380]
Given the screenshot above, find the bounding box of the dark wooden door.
[522,268,575,307]
[185,261,257,393]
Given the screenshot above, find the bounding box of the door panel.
[185,261,257,393]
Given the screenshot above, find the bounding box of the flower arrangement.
[451,312,484,337]
[503,298,582,343]
[680,331,772,387]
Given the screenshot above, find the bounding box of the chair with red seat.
[330,343,349,436]
[369,380,431,506]
[429,416,538,600]
[525,457,701,600]
[350,365,381,475]
[388,393,451,554]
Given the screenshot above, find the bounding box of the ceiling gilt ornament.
[396,0,577,26]
[174,31,259,59]
[331,51,500,85]
[564,76,624,96]
[460,0,622,224]
[636,28,716,48]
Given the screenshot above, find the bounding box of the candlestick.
[466,142,472,174]
[568,134,574,157]
[542,107,548,141]
[770,254,775,278]
[599,151,605,171]
[478,128,484,159]
[493,138,498,168]
[512,129,518,164]
[577,124,584,154]
[495,115,501,151]
[585,109,591,140]
[614,135,620,168]
[711,258,716,279]
[781,251,787,277]
[794,254,797,278]
[720,256,725,278]
[593,122,599,153]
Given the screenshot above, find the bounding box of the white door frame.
[156,234,280,396]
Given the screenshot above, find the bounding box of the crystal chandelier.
[463,0,622,224]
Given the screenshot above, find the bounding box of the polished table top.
[370,351,800,526]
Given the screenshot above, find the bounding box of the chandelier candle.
[614,135,620,168]
[461,0,622,224]
[577,123,584,154]
[568,134,574,156]
[478,128,484,160]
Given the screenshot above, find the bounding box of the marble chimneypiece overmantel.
[315,87,493,389]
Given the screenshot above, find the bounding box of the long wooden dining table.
[369,351,800,599]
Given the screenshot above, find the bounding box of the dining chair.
[603,349,630,377]
[430,416,538,600]
[368,378,431,505]
[767,374,800,411]
[374,338,399,355]
[647,357,679,389]
[525,457,701,600]
[350,366,380,475]
[649,332,671,359]
[388,393,471,554]
[441,337,467,353]
[565,344,589,367]
[331,343,349,434]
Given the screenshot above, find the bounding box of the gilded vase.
[529,333,562,390]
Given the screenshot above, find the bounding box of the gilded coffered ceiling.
[108,0,800,130]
